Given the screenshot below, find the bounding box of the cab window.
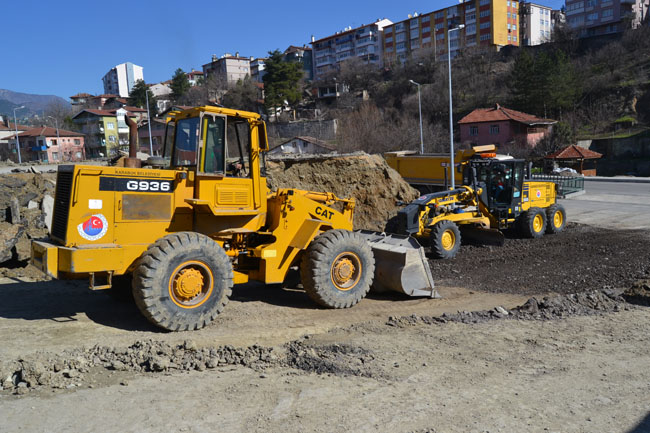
[173,117,200,166]
[226,118,251,178]
[163,120,175,160]
[201,116,226,174]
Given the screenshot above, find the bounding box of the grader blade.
[460,226,505,246]
[356,230,440,299]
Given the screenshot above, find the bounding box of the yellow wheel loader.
[386,147,566,259]
[31,106,436,331]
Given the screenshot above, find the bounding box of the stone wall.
[582,130,650,176]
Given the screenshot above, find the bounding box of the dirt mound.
[429,224,650,296]
[1,339,278,395]
[266,153,419,231]
[386,288,628,327]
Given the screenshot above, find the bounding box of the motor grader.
[31,106,435,331]
[385,145,566,259]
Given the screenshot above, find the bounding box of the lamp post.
[47,116,60,142]
[409,80,424,154]
[13,106,25,164]
[145,88,154,156]
[447,24,464,190]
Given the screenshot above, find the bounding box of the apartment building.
[202,53,251,85]
[565,0,650,36]
[520,2,561,45]
[251,58,267,83]
[383,0,520,64]
[311,19,393,81]
[102,62,144,98]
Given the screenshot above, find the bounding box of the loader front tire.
[300,229,375,309]
[132,232,233,331]
[430,220,461,259]
[520,207,547,239]
[545,204,566,234]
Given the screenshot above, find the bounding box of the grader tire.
[430,220,461,259]
[520,207,547,239]
[132,232,233,331]
[300,229,375,309]
[545,204,566,234]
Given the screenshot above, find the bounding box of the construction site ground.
[1,167,650,432]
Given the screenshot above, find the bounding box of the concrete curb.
[562,190,586,199]
[584,177,650,183]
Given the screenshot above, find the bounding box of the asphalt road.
[561,180,650,230]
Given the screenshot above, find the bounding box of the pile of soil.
[387,288,630,327]
[429,224,650,296]
[266,153,419,231]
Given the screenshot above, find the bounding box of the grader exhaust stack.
[357,231,439,298]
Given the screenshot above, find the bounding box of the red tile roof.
[0,123,31,131]
[70,92,93,98]
[459,104,556,126]
[76,109,116,117]
[17,126,84,138]
[545,145,603,160]
[122,105,147,112]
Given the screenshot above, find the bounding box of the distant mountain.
[0,89,70,118]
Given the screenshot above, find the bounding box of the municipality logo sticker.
[77,214,108,241]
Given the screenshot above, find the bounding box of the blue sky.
[2,0,564,99]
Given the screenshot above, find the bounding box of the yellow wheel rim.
[533,214,544,233]
[553,210,563,228]
[169,261,214,309]
[441,229,456,251]
[331,252,362,291]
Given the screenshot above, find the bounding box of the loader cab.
[162,106,270,234]
[469,159,525,215]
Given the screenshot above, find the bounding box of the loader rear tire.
[545,204,566,234]
[520,207,547,239]
[132,232,233,331]
[300,229,374,309]
[430,220,461,259]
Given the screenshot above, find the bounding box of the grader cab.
[31,106,435,331]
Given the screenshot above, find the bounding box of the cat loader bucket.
[356,230,440,299]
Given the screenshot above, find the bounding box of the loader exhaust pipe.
[123,115,141,168]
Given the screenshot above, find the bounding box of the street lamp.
[447,24,465,190]
[409,80,424,154]
[47,116,60,143]
[13,106,25,164]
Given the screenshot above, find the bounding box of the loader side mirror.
[257,121,269,151]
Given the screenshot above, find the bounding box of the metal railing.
[531,174,585,197]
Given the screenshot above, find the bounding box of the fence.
[531,175,585,197]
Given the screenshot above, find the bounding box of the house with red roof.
[544,144,603,176]
[459,104,557,148]
[8,126,85,162]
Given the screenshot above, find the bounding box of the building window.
[490,125,500,135]
[422,15,430,23]
[480,0,490,5]
[480,33,491,41]
[480,21,491,29]
[74,139,81,145]
[107,122,115,129]
[52,152,58,161]
[108,135,116,143]
[434,11,444,19]
[586,12,598,21]
[470,126,479,136]
[466,12,476,21]
[602,9,613,18]
[480,10,490,18]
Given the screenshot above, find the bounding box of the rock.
[0,222,24,264]
[495,306,509,316]
[27,200,38,210]
[9,197,20,224]
[19,192,38,207]
[41,194,54,232]
[148,356,169,372]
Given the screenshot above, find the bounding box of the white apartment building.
[102,62,144,98]
[566,0,649,36]
[311,19,393,81]
[202,53,251,85]
[521,3,555,45]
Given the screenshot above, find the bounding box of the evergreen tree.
[170,68,191,101]
[128,79,157,115]
[262,50,303,116]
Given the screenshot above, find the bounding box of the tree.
[262,50,304,117]
[128,79,157,115]
[221,77,260,112]
[170,68,191,101]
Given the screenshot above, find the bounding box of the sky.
[2,0,564,99]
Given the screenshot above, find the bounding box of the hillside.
[0,89,70,118]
